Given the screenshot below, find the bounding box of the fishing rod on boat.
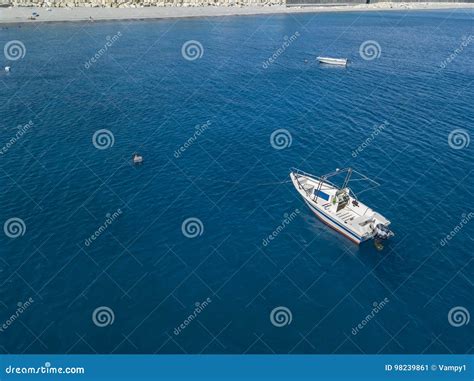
[194,177,292,187]
[337,169,381,200]
[342,168,353,189]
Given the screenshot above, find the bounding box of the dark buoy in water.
[132,152,143,165]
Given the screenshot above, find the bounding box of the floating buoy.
[132,152,143,164]
[4,66,10,72]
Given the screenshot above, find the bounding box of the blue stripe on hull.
[304,199,367,243]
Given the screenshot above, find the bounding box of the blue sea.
[0,9,473,354]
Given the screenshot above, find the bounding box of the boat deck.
[295,174,374,229]
[321,203,360,224]
[290,169,393,244]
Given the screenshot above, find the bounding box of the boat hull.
[290,169,393,245]
[290,171,376,245]
[303,199,367,245]
[316,57,348,66]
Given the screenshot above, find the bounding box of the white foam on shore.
[0,3,472,24]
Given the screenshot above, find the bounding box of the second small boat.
[316,56,348,66]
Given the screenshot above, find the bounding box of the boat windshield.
[335,190,350,212]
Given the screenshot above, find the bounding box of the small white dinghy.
[316,56,348,66]
[290,168,393,245]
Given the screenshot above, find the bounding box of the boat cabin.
[313,187,350,213]
[334,189,350,212]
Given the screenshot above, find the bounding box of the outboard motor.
[374,224,394,240]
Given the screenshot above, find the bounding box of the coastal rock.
[10,0,287,6]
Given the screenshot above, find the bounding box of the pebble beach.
[1,3,473,24]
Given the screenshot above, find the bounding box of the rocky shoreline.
[7,0,283,6]
[0,3,472,24]
[3,0,473,8]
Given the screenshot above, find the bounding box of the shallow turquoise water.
[0,9,473,354]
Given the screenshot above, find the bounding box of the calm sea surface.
[0,9,473,354]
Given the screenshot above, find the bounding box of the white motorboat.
[316,56,348,66]
[290,168,393,245]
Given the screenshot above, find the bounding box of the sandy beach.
[0,3,473,24]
